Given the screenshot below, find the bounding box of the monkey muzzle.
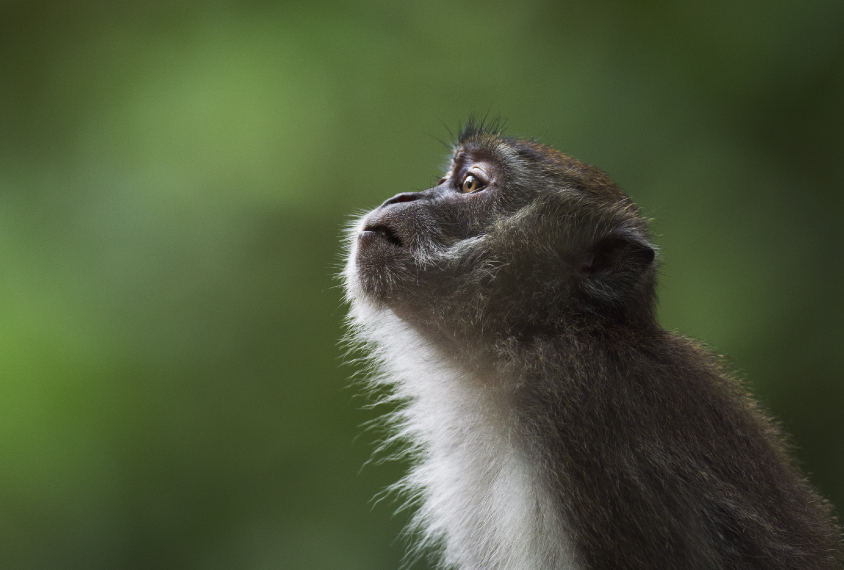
[360,224,403,248]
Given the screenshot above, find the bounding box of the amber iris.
[462,174,483,193]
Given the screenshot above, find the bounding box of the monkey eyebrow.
[449,152,467,175]
[447,149,497,189]
[451,154,479,178]
[451,148,488,171]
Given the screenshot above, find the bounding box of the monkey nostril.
[381,192,419,208]
[362,224,402,247]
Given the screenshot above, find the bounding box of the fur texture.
[342,120,841,569]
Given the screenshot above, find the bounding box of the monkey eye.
[461,173,485,193]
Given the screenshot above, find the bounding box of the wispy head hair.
[458,113,509,146]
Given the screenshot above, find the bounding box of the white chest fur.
[351,305,577,570]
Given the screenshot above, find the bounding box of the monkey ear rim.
[581,234,656,276]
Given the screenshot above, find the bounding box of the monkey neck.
[373,307,717,570]
[369,311,639,569]
[407,306,659,370]
[365,305,840,569]
[382,322,580,570]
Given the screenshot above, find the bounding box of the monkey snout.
[361,224,403,248]
[380,192,420,208]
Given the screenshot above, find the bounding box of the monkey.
[342,119,842,570]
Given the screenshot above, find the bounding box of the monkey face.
[346,146,514,325]
[345,129,657,340]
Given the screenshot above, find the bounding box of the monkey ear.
[580,234,655,278]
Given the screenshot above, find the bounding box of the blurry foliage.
[0,0,842,568]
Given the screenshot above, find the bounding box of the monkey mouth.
[361,224,403,248]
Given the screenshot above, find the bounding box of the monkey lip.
[361,224,403,248]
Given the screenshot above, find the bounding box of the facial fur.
[341,120,842,570]
[346,122,656,351]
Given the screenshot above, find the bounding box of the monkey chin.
[346,225,413,311]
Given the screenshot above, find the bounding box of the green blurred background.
[1,1,842,568]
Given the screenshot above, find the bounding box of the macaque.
[342,119,841,570]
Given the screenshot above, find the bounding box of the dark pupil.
[466,176,474,191]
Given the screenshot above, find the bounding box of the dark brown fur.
[511,327,840,569]
[344,119,842,569]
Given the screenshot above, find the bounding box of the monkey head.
[345,122,657,346]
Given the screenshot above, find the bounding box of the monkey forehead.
[503,140,624,194]
[447,139,521,177]
[449,138,624,199]
[454,118,596,177]
[454,129,572,167]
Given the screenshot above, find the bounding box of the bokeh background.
[1,1,842,568]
